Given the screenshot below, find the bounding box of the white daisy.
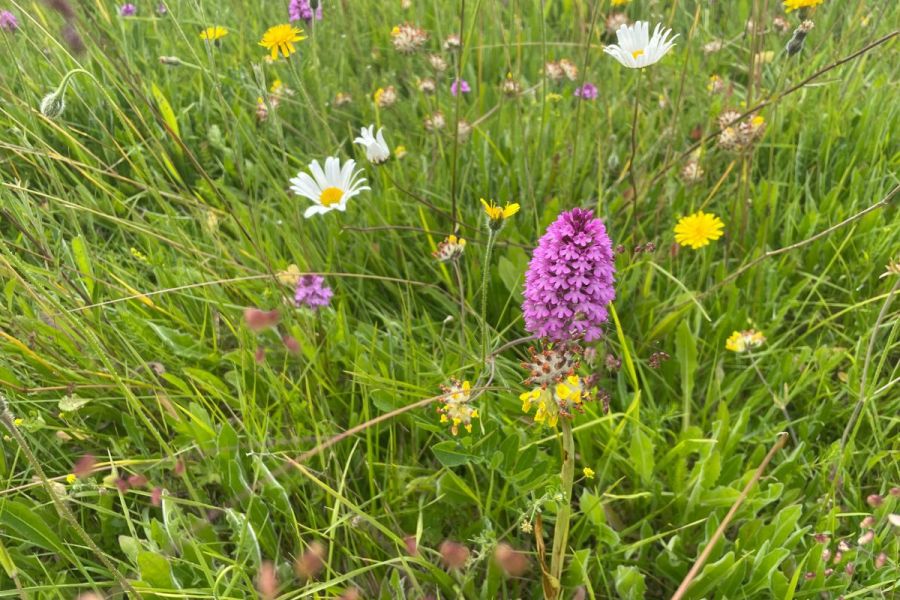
[353,125,390,164]
[604,21,678,69]
[289,156,369,218]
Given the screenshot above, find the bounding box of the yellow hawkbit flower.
[200,26,228,43]
[481,198,520,229]
[66,473,77,485]
[611,0,630,5]
[784,0,824,12]
[725,329,766,353]
[583,467,596,479]
[259,24,306,61]
[674,211,725,249]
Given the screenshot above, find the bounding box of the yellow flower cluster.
[438,380,479,435]
[726,329,766,353]
[520,375,586,428]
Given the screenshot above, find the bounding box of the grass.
[0,0,898,598]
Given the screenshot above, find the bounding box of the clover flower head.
[522,208,616,342]
[438,379,478,435]
[391,23,428,53]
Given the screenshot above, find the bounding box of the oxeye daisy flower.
[200,26,228,43]
[673,211,724,249]
[481,198,519,229]
[259,23,306,60]
[0,10,19,32]
[604,21,678,69]
[522,208,616,342]
[289,156,369,218]
[784,0,823,12]
[353,125,390,164]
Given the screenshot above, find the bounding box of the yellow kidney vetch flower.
[520,375,586,428]
[726,329,766,353]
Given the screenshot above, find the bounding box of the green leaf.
[0,500,68,558]
[137,551,180,589]
[432,440,481,467]
[614,565,646,600]
[629,427,655,484]
[58,395,91,412]
[150,83,182,149]
[118,535,141,564]
[71,235,94,297]
[676,320,698,428]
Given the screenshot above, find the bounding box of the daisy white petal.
[291,155,369,218]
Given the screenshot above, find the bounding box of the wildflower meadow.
[1,0,899,598]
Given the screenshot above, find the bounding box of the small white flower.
[353,125,390,164]
[604,21,678,69]
[289,156,369,218]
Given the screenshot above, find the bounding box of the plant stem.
[480,229,497,365]
[452,259,466,350]
[0,395,141,599]
[548,418,576,599]
[628,70,642,211]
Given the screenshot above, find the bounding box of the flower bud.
[39,92,66,119]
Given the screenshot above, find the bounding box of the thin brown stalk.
[671,433,788,600]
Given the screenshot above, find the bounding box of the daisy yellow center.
[319,187,344,207]
[632,49,645,59]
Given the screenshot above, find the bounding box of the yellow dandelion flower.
[259,24,306,60]
[674,211,725,249]
[583,467,595,479]
[66,473,77,485]
[200,26,228,42]
[784,0,823,12]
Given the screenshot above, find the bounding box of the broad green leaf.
[630,427,655,484]
[614,565,646,600]
[150,83,181,147]
[58,395,90,412]
[432,440,481,467]
[0,500,68,558]
[137,551,180,589]
[676,320,698,429]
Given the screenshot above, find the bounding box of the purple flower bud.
[574,83,598,100]
[289,0,322,23]
[450,79,470,96]
[119,3,136,16]
[0,10,19,32]
[522,208,616,342]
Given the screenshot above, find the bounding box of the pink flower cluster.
[522,208,616,342]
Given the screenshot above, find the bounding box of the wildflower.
[294,275,333,310]
[424,111,446,131]
[574,83,598,100]
[244,308,280,331]
[294,541,326,580]
[858,530,875,545]
[703,39,723,54]
[521,375,588,428]
[604,21,678,69]
[773,15,791,33]
[500,74,522,97]
[40,91,66,119]
[456,120,473,142]
[394,145,407,159]
[544,61,565,82]
[450,78,470,96]
[867,494,884,507]
[881,257,900,278]
[875,552,888,569]
[289,0,322,23]
[861,515,876,528]
[66,473,77,484]
[605,354,621,371]
[443,33,461,51]
[354,125,390,164]
[494,543,530,577]
[707,74,726,94]
[437,379,478,435]
[0,10,18,32]
[674,211,724,249]
[258,561,278,600]
[648,351,670,369]
[557,58,577,80]
[289,156,369,218]
[439,540,470,569]
[890,514,900,528]
[481,198,520,229]
[520,520,533,533]
[391,23,428,53]
[433,235,466,262]
[522,208,616,342]
[611,0,630,5]
[717,111,766,151]
[403,535,418,556]
[418,77,436,94]
[680,158,704,184]
[428,53,448,72]
[200,26,228,44]
[583,467,595,479]
[784,0,823,12]
[259,24,306,60]
[119,3,136,16]
[334,92,352,106]
[786,20,815,56]
[373,85,397,108]
[255,97,269,122]
[725,329,766,352]
[156,3,167,15]
[605,13,629,36]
